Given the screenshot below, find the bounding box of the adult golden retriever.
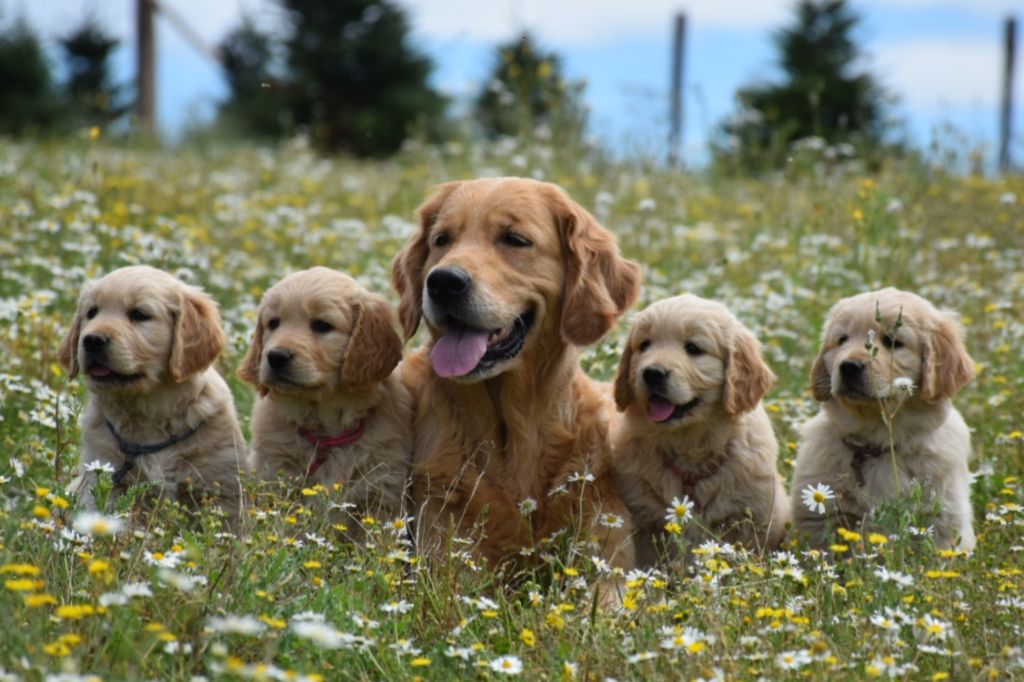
[612,295,789,565]
[59,266,246,517]
[239,268,411,535]
[791,288,976,550]
[392,178,641,579]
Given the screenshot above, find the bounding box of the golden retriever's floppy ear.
[58,307,84,379]
[391,182,460,340]
[238,316,266,396]
[546,185,641,346]
[920,314,974,401]
[809,347,831,402]
[169,286,227,382]
[613,329,636,411]
[724,328,776,416]
[341,295,403,389]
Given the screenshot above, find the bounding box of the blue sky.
[10,0,1023,165]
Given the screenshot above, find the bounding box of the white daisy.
[800,483,835,515]
[489,655,523,675]
[72,511,124,536]
[664,496,694,524]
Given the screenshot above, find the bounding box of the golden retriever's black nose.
[267,348,293,371]
[82,333,109,353]
[643,366,669,388]
[839,360,864,383]
[427,267,471,305]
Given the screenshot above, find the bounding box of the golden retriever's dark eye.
[638,340,651,352]
[310,319,333,334]
[86,306,99,319]
[268,318,280,330]
[881,334,903,349]
[501,232,532,248]
[838,335,849,345]
[433,233,451,248]
[684,342,704,356]
[128,308,151,322]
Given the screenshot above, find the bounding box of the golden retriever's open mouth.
[648,395,701,423]
[86,361,143,384]
[431,309,536,378]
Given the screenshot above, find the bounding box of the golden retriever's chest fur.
[409,352,620,564]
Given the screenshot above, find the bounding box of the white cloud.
[874,38,1002,109]
[402,0,791,45]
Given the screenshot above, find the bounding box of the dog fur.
[612,295,789,564]
[791,288,976,550]
[59,266,245,518]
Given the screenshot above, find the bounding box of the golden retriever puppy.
[392,178,641,582]
[59,266,245,518]
[239,268,411,535]
[792,288,976,550]
[612,295,789,565]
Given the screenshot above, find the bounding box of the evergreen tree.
[716,0,889,170]
[218,18,285,138]
[0,17,60,135]
[60,18,125,129]
[280,0,444,156]
[474,33,587,141]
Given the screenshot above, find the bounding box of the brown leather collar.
[842,437,893,487]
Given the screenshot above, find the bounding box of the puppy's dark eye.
[128,308,151,322]
[86,306,99,320]
[684,342,704,356]
[433,233,451,247]
[310,320,333,334]
[501,232,532,248]
[638,340,651,352]
[882,334,903,349]
[268,318,280,330]
[838,335,849,345]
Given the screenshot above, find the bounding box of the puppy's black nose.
[82,333,109,353]
[839,360,864,383]
[267,348,292,371]
[426,267,471,305]
[642,366,669,388]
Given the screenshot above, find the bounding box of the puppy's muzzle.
[642,365,669,391]
[82,333,110,358]
[266,348,293,373]
[839,360,865,391]
[427,266,472,309]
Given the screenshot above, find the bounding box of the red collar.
[662,452,725,511]
[299,418,367,477]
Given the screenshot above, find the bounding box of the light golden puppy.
[239,268,411,535]
[792,288,976,550]
[392,178,641,583]
[59,266,245,517]
[612,295,789,565]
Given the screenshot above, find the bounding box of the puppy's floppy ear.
[920,313,974,401]
[724,328,776,416]
[809,348,831,401]
[613,328,636,411]
[169,286,227,382]
[391,182,460,340]
[546,184,641,346]
[238,314,267,396]
[58,306,84,379]
[341,295,403,389]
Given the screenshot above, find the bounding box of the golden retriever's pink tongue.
[89,365,112,378]
[648,396,676,422]
[432,328,489,378]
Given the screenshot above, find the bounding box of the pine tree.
[280,0,444,156]
[0,18,60,135]
[716,0,889,170]
[474,33,587,141]
[60,18,125,129]
[218,18,285,139]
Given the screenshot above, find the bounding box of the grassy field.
[0,134,1022,681]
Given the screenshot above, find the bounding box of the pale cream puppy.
[59,266,246,517]
[239,268,411,535]
[612,295,789,566]
[792,288,976,550]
